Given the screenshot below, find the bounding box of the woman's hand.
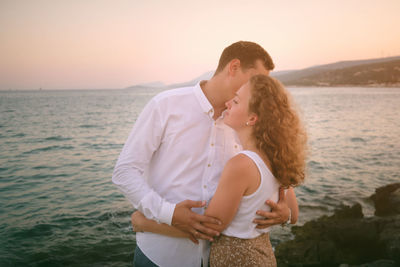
[130,210,199,243]
[131,211,146,232]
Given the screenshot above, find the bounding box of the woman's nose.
[225,100,231,109]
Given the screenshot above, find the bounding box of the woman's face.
[223,82,252,130]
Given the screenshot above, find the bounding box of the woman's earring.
[246,122,249,126]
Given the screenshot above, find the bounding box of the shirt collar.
[194,81,214,118]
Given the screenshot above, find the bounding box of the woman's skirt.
[210,232,276,267]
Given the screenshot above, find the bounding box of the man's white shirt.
[112,82,241,267]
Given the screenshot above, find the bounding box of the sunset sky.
[1,0,399,90]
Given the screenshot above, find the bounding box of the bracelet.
[281,209,292,227]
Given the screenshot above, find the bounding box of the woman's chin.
[223,116,229,125]
[223,119,234,129]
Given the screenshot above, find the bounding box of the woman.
[132,74,307,266]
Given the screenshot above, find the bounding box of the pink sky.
[1,0,399,90]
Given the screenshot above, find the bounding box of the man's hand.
[172,200,221,242]
[131,211,145,232]
[253,187,290,229]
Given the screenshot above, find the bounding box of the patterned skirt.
[209,233,276,267]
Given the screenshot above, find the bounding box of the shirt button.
[234,145,238,149]
[208,164,211,167]
[211,143,214,146]
[203,185,207,189]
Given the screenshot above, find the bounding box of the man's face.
[244,59,270,79]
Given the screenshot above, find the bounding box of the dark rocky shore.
[275,183,400,267]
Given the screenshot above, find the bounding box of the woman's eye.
[233,100,238,104]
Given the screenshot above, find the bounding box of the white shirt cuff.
[158,202,176,225]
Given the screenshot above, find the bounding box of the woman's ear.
[248,113,258,126]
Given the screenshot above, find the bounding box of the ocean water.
[0,86,399,266]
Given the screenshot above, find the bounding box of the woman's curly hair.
[249,74,307,187]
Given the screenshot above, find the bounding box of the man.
[112,41,294,267]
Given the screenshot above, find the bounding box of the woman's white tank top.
[222,150,280,239]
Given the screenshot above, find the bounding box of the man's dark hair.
[215,41,275,74]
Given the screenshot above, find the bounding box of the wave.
[13,173,72,180]
[79,124,99,128]
[22,145,74,155]
[32,165,59,170]
[350,137,366,142]
[79,142,123,151]
[299,204,330,212]
[96,210,133,222]
[0,132,25,138]
[12,223,61,239]
[90,143,123,150]
[11,133,26,138]
[44,136,72,141]
[308,160,325,170]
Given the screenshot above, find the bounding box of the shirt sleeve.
[112,97,176,225]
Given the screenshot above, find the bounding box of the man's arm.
[112,98,220,238]
[112,98,175,224]
[253,187,298,228]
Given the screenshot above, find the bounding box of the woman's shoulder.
[227,152,254,165]
[224,152,259,177]
[223,152,261,196]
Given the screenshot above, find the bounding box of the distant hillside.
[124,71,214,90]
[276,56,400,87]
[125,56,400,90]
[125,81,166,90]
[165,71,214,89]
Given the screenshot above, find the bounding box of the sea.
[1,86,399,266]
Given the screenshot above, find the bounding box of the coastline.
[285,83,400,88]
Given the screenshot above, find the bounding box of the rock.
[341,259,397,267]
[370,183,400,216]
[377,215,400,263]
[360,259,397,267]
[275,202,400,266]
[331,202,364,219]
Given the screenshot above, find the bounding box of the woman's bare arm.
[131,154,257,241]
[131,211,193,240]
[202,154,256,232]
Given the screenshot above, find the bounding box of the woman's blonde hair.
[249,75,307,187]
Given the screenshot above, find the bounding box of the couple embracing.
[112,41,307,267]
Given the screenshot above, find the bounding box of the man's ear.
[248,113,258,126]
[228,59,241,76]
